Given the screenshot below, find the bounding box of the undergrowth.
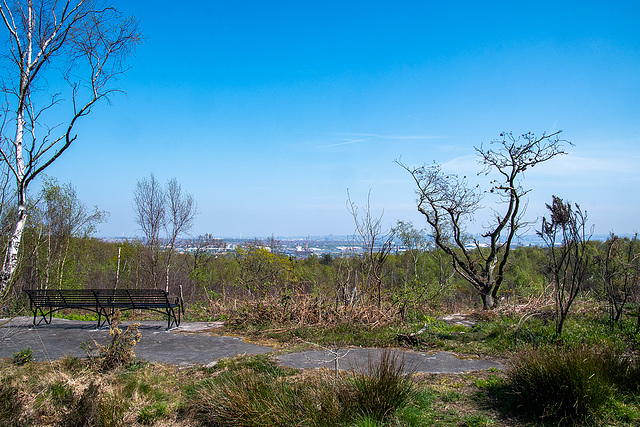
[185,350,414,427]
[505,343,640,426]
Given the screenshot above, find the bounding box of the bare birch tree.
[0,0,141,298]
[347,191,394,309]
[164,177,196,292]
[134,173,165,289]
[134,174,196,291]
[398,131,568,309]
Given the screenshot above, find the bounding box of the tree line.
[2,172,639,341]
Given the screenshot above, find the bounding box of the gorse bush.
[12,347,33,365]
[82,321,142,371]
[507,344,626,425]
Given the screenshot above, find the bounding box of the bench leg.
[32,307,52,326]
[166,306,180,330]
[97,308,112,328]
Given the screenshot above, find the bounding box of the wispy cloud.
[315,133,444,149]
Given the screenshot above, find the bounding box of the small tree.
[134,173,165,289]
[398,131,568,309]
[538,196,591,337]
[347,191,394,309]
[597,233,639,329]
[163,178,196,293]
[36,177,107,289]
[392,220,454,317]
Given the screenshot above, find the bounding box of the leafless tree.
[0,0,141,298]
[595,233,639,329]
[134,174,196,291]
[538,196,591,337]
[163,177,196,292]
[347,190,395,309]
[134,173,165,289]
[398,131,568,309]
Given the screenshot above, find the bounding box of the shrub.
[507,344,623,425]
[187,351,413,426]
[12,347,33,365]
[191,367,312,426]
[82,322,142,371]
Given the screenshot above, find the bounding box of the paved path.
[277,348,503,374]
[0,317,271,366]
[0,317,503,373]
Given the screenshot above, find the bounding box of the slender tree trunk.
[45,233,51,290]
[58,236,72,289]
[114,246,121,290]
[165,263,170,293]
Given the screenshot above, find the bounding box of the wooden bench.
[23,288,183,330]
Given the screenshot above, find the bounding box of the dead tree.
[538,196,591,338]
[398,131,568,309]
[347,191,394,309]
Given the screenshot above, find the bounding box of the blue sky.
[41,0,640,238]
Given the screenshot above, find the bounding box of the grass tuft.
[186,351,413,426]
[350,350,414,422]
[506,343,625,425]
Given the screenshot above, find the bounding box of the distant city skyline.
[33,1,640,239]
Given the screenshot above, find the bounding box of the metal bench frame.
[23,288,183,329]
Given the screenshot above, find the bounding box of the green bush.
[507,344,624,425]
[190,367,315,426]
[12,347,33,365]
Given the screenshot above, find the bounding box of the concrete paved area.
[277,348,503,373]
[0,317,271,365]
[1,317,503,373]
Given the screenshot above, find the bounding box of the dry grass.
[222,294,402,328]
[0,357,188,426]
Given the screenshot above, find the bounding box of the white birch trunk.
[0,104,26,296]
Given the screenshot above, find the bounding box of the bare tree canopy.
[398,131,569,309]
[134,173,165,250]
[0,0,141,298]
[134,174,197,291]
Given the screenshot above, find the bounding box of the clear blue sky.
[41,0,640,239]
